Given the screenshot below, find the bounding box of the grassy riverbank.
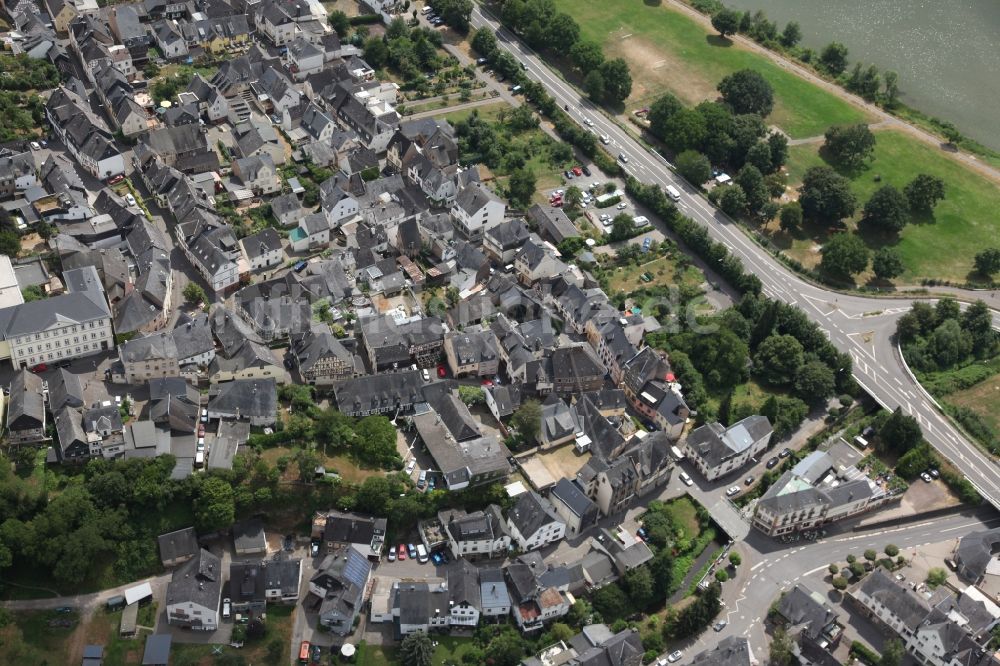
[551,0,869,138]
[780,130,1000,282]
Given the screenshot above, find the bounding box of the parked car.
[387,547,396,562]
[616,202,627,209]
[397,544,407,560]
[921,472,933,483]
[201,408,208,423]
[431,551,444,565]
[311,541,320,557]
[125,193,137,207]
[222,598,231,619]
[714,620,728,632]
[667,651,683,663]
[407,544,417,559]
[779,447,792,458]
[581,166,592,176]
[766,457,779,469]
[679,471,693,486]
[30,141,40,150]
[437,365,446,378]
[422,368,430,381]
[30,363,48,373]
[572,166,583,176]
[745,475,755,485]
[929,468,940,479]
[405,459,416,474]
[726,486,740,497]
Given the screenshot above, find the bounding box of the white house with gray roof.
[506,491,566,552]
[0,265,112,369]
[752,448,889,536]
[240,228,284,271]
[682,415,772,481]
[166,548,222,630]
[452,182,505,239]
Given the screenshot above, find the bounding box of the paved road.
[470,6,1000,509]
[721,509,1000,659]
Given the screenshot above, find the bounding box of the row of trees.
[707,5,902,108]
[493,1,632,105]
[426,0,474,32]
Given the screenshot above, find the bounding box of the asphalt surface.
[469,5,1000,509]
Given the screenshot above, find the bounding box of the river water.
[718,0,1000,150]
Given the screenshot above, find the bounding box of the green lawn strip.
[784,130,1000,282]
[357,641,400,666]
[550,0,868,137]
[436,101,510,125]
[432,635,478,666]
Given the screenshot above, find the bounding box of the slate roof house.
[440,505,511,560]
[332,370,424,417]
[6,368,47,444]
[549,478,600,538]
[207,378,278,426]
[308,544,372,634]
[166,549,222,630]
[157,527,199,567]
[506,491,567,552]
[775,584,844,660]
[683,415,772,482]
[290,324,357,385]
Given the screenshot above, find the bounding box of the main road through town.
[468,6,1000,507]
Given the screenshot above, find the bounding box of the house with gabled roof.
[6,368,47,444]
[506,491,566,552]
[166,548,222,630]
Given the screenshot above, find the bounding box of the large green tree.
[675,150,711,185]
[872,247,904,280]
[662,108,707,152]
[794,360,837,402]
[863,184,909,232]
[820,233,870,279]
[508,168,536,207]
[599,58,632,104]
[879,407,922,454]
[974,248,1000,277]
[194,477,236,532]
[711,8,741,36]
[823,124,876,167]
[717,69,775,117]
[819,42,849,75]
[754,334,804,385]
[400,632,434,666]
[512,399,542,445]
[799,166,858,225]
[904,174,946,213]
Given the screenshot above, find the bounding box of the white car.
[422,368,430,381]
[667,651,682,663]
[600,135,610,145]
[222,598,231,619]
[726,486,741,497]
[618,153,629,163]
[125,193,137,207]
[30,141,41,150]
[616,202,627,210]
[201,408,208,423]
[584,118,594,126]
[405,459,416,474]
[679,471,693,486]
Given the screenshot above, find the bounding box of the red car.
[437,365,446,378]
[572,166,583,177]
[198,424,206,436]
[29,363,47,373]
[107,174,125,185]
[397,544,407,560]
[481,378,494,387]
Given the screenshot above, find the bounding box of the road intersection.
[470,5,1000,508]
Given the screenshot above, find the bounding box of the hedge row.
[349,14,381,25]
[625,176,763,296]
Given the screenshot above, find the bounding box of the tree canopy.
[799,166,858,225]
[717,69,775,117]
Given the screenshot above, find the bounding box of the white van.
[416,544,429,563]
[666,185,681,201]
[421,5,432,12]
[679,471,693,486]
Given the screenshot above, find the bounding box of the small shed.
[233,519,267,556]
[82,644,104,666]
[142,634,172,666]
[124,582,153,606]
[120,602,138,636]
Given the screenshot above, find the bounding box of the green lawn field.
[784,130,1000,282]
[550,0,869,137]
